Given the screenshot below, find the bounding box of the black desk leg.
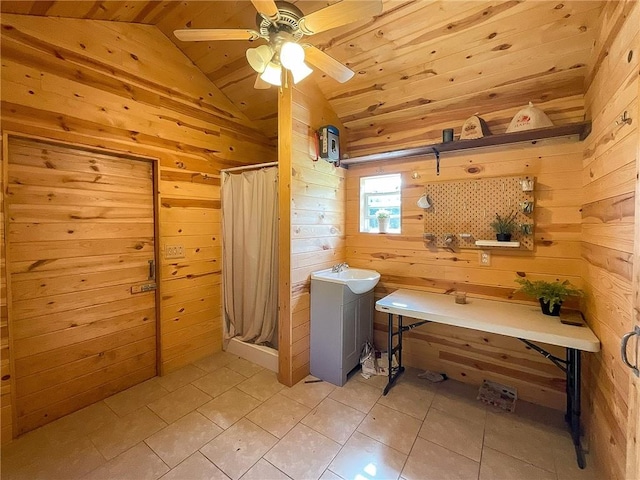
[383,313,405,395]
[566,348,586,469]
[398,314,403,370]
[384,313,393,395]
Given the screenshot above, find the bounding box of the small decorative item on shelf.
[442,128,454,142]
[377,209,390,233]
[515,278,583,316]
[459,113,491,140]
[506,102,553,133]
[490,211,518,241]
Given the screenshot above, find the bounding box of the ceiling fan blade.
[254,75,271,90]
[174,29,259,42]
[304,45,355,83]
[251,0,279,21]
[298,0,382,35]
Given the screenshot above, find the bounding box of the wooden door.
[5,137,157,435]
[626,84,640,480]
[628,319,640,479]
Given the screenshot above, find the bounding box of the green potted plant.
[376,209,390,233]
[490,211,518,241]
[515,278,583,316]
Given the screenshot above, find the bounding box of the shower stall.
[221,162,279,372]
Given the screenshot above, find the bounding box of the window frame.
[359,173,402,234]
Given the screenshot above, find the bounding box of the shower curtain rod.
[220,161,278,173]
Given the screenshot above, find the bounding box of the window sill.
[362,230,401,235]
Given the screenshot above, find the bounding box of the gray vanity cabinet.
[310,279,374,386]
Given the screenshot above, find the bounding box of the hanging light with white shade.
[281,41,312,84]
[246,45,274,73]
[260,61,283,86]
[246,36,314,87]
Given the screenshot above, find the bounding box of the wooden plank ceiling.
[1,1,604,154]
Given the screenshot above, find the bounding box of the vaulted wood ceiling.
[1,1,604,156]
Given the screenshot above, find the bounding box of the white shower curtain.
[222,167,278,347]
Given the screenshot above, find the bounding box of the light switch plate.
[165,245,185,259]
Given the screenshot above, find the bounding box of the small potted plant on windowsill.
[377,209,390,233]
[515,278,583,316]
[490,211,518,241]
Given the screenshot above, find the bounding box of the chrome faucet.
[331,262,349,273]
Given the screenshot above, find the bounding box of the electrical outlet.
[165,245,185,259]
[479,251,491,266]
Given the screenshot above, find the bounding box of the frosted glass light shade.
[291,61,313,84]
[260,62,282,86]
[280,42,305,70]
[246,45,274,73]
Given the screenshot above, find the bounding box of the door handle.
[620,325,639,377]
[131,259,157,294]
[148,259,156,281]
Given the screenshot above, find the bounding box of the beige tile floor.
[1,351,602,480]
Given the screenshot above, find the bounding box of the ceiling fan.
[174,0,382,89]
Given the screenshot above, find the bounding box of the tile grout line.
[400,397,436,478]
[323,388,376,478]
[321,376,436,479]
[477,413,487,480]
[186,370,282,478]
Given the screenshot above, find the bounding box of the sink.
[311,268,381,294]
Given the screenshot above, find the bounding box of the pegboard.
[422,176,535,250]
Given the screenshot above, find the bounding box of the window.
[360,174,402,233]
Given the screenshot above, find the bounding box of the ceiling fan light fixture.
[290,61,313,84]
[176,0,378,89]
[246,44,274,73]
[280,41,305,70]
[260,61,282,86]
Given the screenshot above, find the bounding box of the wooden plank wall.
[0,14,274,441]
[280,80,347,385]
[321,1,602,159]
[0,137,12,444]
[345,134,585,410]
[580,1,639,479]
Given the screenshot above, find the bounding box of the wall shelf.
[475,240,521,248]
[341,121,592,167]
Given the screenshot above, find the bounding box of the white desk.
[375,289,600,469]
